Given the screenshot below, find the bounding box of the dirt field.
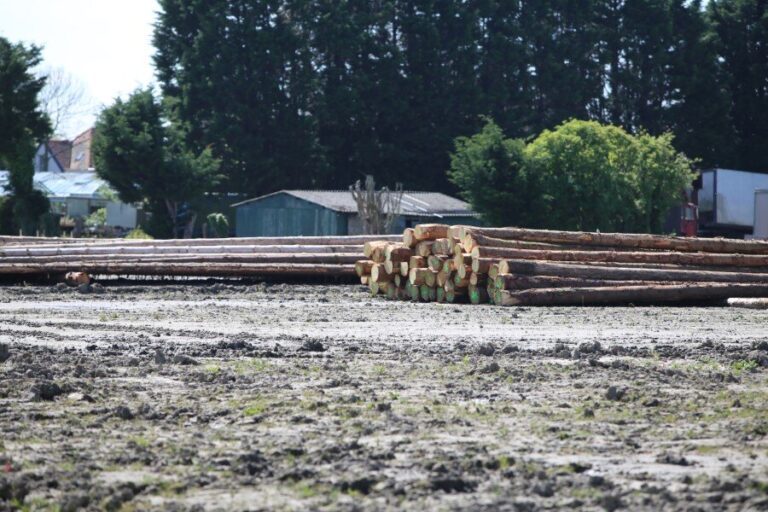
[1,282,767,511]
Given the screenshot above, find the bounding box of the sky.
[0,0,160,138]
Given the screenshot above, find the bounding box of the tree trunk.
[497,259,768,283]
[496,283,768,306]
[471,246,768,268]
[462,226,768,255]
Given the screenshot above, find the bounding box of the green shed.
[231,190,479,237]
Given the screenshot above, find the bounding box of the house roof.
[47,140,73,171]
[0,170,110,199]
[232,190,477,218]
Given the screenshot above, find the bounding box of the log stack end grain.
[356,224,768,306]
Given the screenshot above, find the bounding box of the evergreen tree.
[0,37,51,235]
[707,0,768,171]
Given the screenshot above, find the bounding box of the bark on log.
[414,224,449,241]
[402,228,416,248]
[0,253,364,265]
[461,227,768,255]
[371,263,394,283]
[497,259,768,283]
[384,244,412,263]
[356,260,374,277]
[0,262,356,278]
[0,244,364,258]
[4,234,399,249]
[462,233,576,252]
[471,246,768,268]
[496,283,768,306]
[494,273,666,290]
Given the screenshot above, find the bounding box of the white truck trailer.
[698,168,768,237]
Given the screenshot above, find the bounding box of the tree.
[350,175,403,234]
[93,88,220,238]
[707,0,768,171]
[37,67,96,137]
[0,37,51,235]
[448,119,536,227]
[450,119,694,233]
[526,120,694,232]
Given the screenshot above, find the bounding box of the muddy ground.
[1,282,767,511]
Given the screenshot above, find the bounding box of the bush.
[125,227,154,239]
[206,212,229,238]
[449,119,695,233]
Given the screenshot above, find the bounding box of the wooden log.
[469,273,486,287]
[453,272,470,288]
[463,233,573,253]
[415,241,434,258]
[406,282,420,301]
[400,261,410,277]
[488,263,501,281]
[428,255,449,272]
[441,259,455,273]
[409,268,431,286]
[456,264,472,280]
[471,258,496,274]
[444,280,467,303]
[409,256,426,269]
[424,270,438,287]
[471,246,768,268]
[384,244,412,263]
[394,274,403,287]
[0,244,364,258]
[494,273,664,290]
[431,238,453,256]
[447,225,466,240]
[436,270,451,287]
[65,271,90,287]
[355,260,374,277]
[386,283,399,300]
[496,283,768,306]
[360,275,369,285]
[369,280,380,296]
[497,259,768,284]
[370,263,394,283]
[384,259,397,275]
[461,226,768,255]
[486,282,496,305]
[436,287,447,303]
[0,262,356,278]
[419,284,435,302]
[415,224,449,241]
[3,234,401,248]
[402,228,416,248]
[727,298,768,309]
[469,285,489,304]
[0,253,365,266]
[453,253,472,272]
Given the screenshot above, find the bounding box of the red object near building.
[680,202,698,237]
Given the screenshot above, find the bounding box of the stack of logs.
[357,224,768,306]
[0,235,401,280]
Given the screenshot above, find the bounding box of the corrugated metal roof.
[232,189,476,217]
[0,170,110,199]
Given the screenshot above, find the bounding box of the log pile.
[0,234,401,280]
[357,224,768,306]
